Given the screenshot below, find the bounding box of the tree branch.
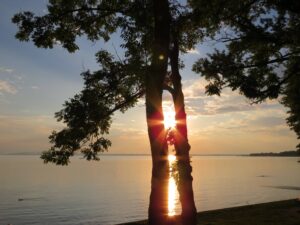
[221,0,260,21]
[237,52,300,70]
[163,84,175,96]
[105,89,145,116]
[250,68,297,104]
[57,6,127,17]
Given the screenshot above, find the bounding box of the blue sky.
[0,1,297,155]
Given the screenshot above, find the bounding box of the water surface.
[0,155,299,224]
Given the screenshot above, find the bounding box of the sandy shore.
[118,199,300,225]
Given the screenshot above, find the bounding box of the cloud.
[0,80,17,94]
[0,67,14,74]
[0,66,23,81]
[182,78,285,117]
[214,104,253,114]
[182,79,296,152]
[187,48,200,55]
[183,79,206,100]
[251,116,285,127]
[31,86,40,90]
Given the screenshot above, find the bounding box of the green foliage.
[191,0,300,149]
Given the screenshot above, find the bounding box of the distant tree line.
[250,150,300,157]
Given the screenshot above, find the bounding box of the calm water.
[0,155,299,225]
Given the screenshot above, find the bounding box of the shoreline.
[1,153,299,157]
[118,199,300,225]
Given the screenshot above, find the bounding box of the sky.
[0,1,298,155]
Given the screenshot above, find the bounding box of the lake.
[0,155,299,225]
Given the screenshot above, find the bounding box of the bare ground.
[118,199,300,225]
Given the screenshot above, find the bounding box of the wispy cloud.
[31,86,40,90]
[182,78,285,117]
[0,67,14,74]
[183,79,206,100]
[187,48,200,55]
[0,80,17,94]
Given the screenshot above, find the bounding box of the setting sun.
[163,108,176,129]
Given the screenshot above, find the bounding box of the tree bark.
[147,0,171,224]
[170,36,197,225]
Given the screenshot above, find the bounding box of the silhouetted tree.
[13,1,200,224]
[190,0,300,151]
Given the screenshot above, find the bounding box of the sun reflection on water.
[168,154,179,217]
[168,154,176,163]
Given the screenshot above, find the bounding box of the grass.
[118,199,300,225]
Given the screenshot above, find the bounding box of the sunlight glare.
[168,154,179,217]
[168,175,177,216]
[163,108,176,129]
[168,154,176,163]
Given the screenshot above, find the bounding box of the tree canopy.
[13,0,300,164]
[191,0,300,150]
[12,0,203,165]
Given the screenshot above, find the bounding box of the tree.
[13,1,201,224]
[190,0,300,151]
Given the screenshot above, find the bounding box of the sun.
[163,108,176,129]
[168,154,176,162]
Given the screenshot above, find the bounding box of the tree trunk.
[170,36,197,225]
[147,0,171,224]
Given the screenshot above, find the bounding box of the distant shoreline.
[0,152,299,157]
[249,150,300,157]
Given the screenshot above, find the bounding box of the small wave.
[257,175,270,178]
[264,185,300,191]
[17,197,46,202]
